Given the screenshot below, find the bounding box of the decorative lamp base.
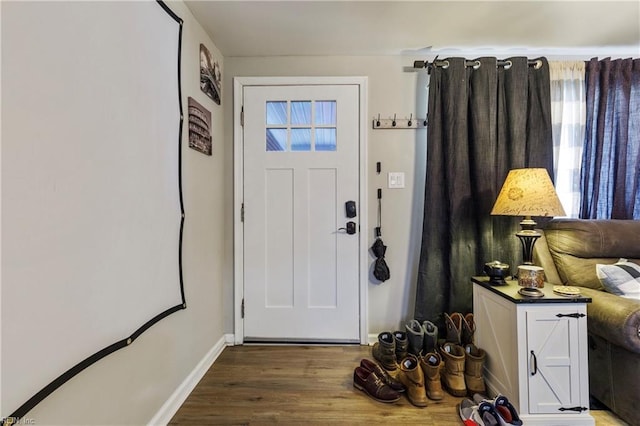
[518,287,544,297]
[516,217,541,265]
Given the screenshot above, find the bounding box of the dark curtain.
[414,57,553,328]
[580,57,640,219]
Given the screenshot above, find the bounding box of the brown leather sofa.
[534,218,640,425]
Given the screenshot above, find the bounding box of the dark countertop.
[472,276,592,304]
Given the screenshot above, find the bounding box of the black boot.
[405,319,424,356]
[393,330,408,361]
[372,332,397,371]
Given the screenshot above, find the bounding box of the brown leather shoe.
[353,366,401,403]
[360,358,405,392]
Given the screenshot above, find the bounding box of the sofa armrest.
[579,287,640,354]
[533,231,563,285]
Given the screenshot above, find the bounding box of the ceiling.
[184,1,640,58]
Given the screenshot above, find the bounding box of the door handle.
[530,350,538,376]
[338,221,357,235]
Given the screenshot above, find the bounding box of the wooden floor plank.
[169,345,627,425]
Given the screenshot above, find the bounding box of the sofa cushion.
[543,219,640,289]
[597,259,640,299]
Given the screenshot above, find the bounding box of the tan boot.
[372,332,397,371]
[461,313,475,345]
[398,354,428,407]
[439,342,467,396]
[444,312,463,345]
[420,352,444,401]
[464,343,487,396]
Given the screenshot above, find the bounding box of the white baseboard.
[367,333,377,345]
[224,333,235,345]
[148,334,231,425]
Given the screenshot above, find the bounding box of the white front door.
[242,83,361,342]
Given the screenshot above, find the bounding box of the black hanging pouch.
[371,238,390,281]
[371,188,390,282]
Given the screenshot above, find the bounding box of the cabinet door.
[526,308,582,414]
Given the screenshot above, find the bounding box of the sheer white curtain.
[549,61,586,217]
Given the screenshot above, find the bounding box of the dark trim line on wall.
[2,2,185,424]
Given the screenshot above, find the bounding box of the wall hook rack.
[373,114,428,129]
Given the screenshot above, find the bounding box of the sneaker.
[478,401,501,426]
[457,398,485,426]
[494,395,522,425]
[473,393,522,426]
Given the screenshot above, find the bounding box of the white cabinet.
[472,277,594,426]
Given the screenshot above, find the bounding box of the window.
[265,100,336,152]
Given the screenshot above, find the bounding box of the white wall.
[221,53,634,337]
[1,1,226,424]
[223,56,430,335]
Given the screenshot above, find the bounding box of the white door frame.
[233,76,368,345]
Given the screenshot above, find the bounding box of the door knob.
[338,221,357,235]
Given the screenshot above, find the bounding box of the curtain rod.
[413,59,543,70]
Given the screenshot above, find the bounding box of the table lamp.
[491,168,566,295]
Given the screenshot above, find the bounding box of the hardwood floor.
[170,345,627,425]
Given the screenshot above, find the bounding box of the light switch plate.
[388,172,405,189]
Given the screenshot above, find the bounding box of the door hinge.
[558,406,588,412]
[556,313,586,319]
[241,203,245,222]
[240,106,244,126]
[241,298,245,318]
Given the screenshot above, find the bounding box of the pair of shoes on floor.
[405,319,439,355]
[445,312,475,346]
[473,393,522,426]
[458,393,522,426]
[439,341,487,397]
[397,354,429,407]
[371,331,408,371]
[360,358,405,393]
[353,358,403,403]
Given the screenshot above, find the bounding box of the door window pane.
[266,128,287,151]
[265,99,338,152]
[315,101,336,125]
[315,128,336,151]
[291,101,311,125]
[291,128,311,151]
[266,101,287,125]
